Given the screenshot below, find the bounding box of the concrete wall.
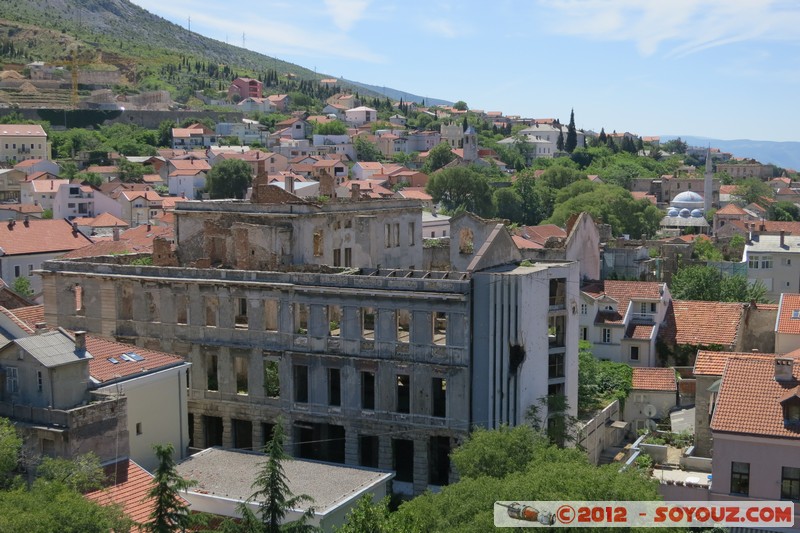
[0,344,89,409]
[741,302,777,353]
[693,374,717,457]
[578,400,624,465]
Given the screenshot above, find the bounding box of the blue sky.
[129,0,800,142]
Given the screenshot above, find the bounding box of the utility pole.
[188,16,191,33]
[242,33,245,48]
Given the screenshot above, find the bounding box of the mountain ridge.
[660,135,800,171]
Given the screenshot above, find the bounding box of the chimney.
[7,219,14,229]
[775,357,794,382]
[74,330,86,354]
[780,230,786,248]
[112,227,120,241]
[34,322,47,333]
[286,175,295,195]
[351,183,361,201]
[71,221,78,234]
[23,215,29,227]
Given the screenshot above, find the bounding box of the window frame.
[730,461,750,495]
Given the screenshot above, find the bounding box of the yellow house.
[0,124,50,162]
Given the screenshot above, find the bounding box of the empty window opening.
[136,422,143,435]
[549,278,566,307]
[203,415,223,447]
[429,436,450,486]
[328,305,341,337]
[294,365,309,403]
[264,359,280,398]
[206,354,218,391]
[145,292,160,322]
[188,414,194,448]
[232,419,253,450]
[393,223,400,247]
[264,299,279,332]
[294,423,345,464]
[548,382,565,397]
[333,248,341,267]
[433,312,447,345]
[261,422,276,448]
[361,371,375,410]
[344,247,352,267]
[74,284,84,315]
[384,223,391,248]
[409,222,416,246]
[397,311,411,343]
[234,356,248,395]
[176,294,188,325]
[359,435,379,468]
[235,298,248,329]
[392,439,414,483]
[630,346,640,361]
[396,374,410,413]
[37,370,43,393]
[458,228,474,254]
[362,308,375,340]
[548,353,565,379]
[548,315,565,347]
[432,378,447,417]
[328,368,341,406]
[205,295,218,327]
[295,303,308,334]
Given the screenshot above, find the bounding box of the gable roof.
[28,179,68,193]
[632,367,677,391]
[0,304,43,333]
[694,349,779,376]
[776,293,800,334]
[0,219,92,255]
[581,280,664,325]
[715,203,747,215]
[74,212,129,228]
[660,300,743,348]
[711,356,800,438]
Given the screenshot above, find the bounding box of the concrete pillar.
[378,435,392,471]
[413,437,429,494]
[344,426,358,465]
[252,421,264,451]
[221,417,232,449]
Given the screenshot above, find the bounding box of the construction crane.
[51,47,102,107]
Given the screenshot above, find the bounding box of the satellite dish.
[644,404,658,418]
[646,419,658,431]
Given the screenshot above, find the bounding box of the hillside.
[0,0,442,104]
[661,135,800,172]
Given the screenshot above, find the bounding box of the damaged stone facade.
[39,196,579,495]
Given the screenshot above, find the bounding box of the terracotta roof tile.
[512,235,543,250]
[86,335,185,384]
[582,280,665,325]
[776,294,800,334]
[0,304,41,333]
[632,367,676,391]
[719,185,738,195]
[85,459,159,531]
[660,300,743,348]
[711,356,800,438]
[626,323,655,340]
[716,203,747,215]
[0,204,43,214]
[0,219,92,255]
[397,188,431,201]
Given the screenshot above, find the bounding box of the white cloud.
[539,0,800,57]
[323,0,372,31]
[421,18,462,39]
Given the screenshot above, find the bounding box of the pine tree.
[565,108,578,153]
[244,422,314,533]
[556,130,565,151]
[146,444,196,533]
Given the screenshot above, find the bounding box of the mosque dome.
[679,208,691,218]
[667,208,679,217]
[691,209,704,218]
[671,190,705,209]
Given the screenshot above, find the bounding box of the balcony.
[630,312,656,323]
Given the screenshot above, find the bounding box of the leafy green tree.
[146,443,197,533]
[42,209,53,219]
[578,341,633,416]
[768,201,800,221]
[244,422,314,533]
[670,265,769,303]
[60,161,79,180]
[206,159,252,199]
[422,142,456,173]
[426,167,495,218]
[565,109,578,153]
[452,101,468,111]
[118,158,147,183]
[77,172,103,187]
[157,120,176,147]
[354,135,381,162]
[36,453,104,493]
[733,177,773,205]
[493,187,523,223]
[12,276,33,299]
[0,418,21,485]
[692,235,723,261]
[451,425,541,480]
[0,480,132,532]
[313,121,347,135]
[335,494,391,533]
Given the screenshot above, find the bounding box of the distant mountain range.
[661,135,800,171]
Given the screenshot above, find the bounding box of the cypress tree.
[565,108,578,153]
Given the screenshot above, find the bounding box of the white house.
[20,178,69,213]
[344,106,378,126]
[744,233,800,301]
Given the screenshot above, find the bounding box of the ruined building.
[39,185,578,494]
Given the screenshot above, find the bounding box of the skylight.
[792,310,800,319]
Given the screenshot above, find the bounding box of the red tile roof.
[0,304,43,333]
[711,356,800,438]
[60,225,173,259]
[85,459,158,531]
[0,219,92,255]
[581,280,665,325]
[169,159,211,171]
[0,124,46,137]
[13,158,44,168]
[397,188,431,201]
[74,212,129,228]
[517,224,567,246]
[626,323,655,340]
[86,335,185,384]
[660,300,743,348]
[694,349,779,376]
[0,203,44,214]
[715,203,747,215]
[776,294,800,334]
[632,367,676,391]
[512,235,543,250]
[719,185,738,195]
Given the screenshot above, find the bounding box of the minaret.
[704,147,713,213]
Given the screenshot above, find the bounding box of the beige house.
[0,124,50,162]
[624,367,678,432]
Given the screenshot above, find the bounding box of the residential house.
[237,97,275,114]
[0,218,92,296]
[422,210,450,238]
[215,150,289,177]
[228,77,263,101]
[59,223,174,260]
[397,188,434,210]
[215,120,269,146]
[312,158,348,184]
[345,106,378,127]
[72,212,129,239]
[85,459,162,531]
[708,355,800,526]
[406,131,441,153]
[266,94,289,112]
[20,179,69,213]
[53,182,120,221]
[326,93,359,110]
[13,158,59,177]
[579,280,671,366]
[0,168,26,201]
[117,190,164,227]
[0,204,44,221]
[321,104,346,119]
[273,118,309,141]
[164,159,211,199]
[744,233,800,301]
[175,447,393,530]
[389,114,407,127]
[713,203,752,234]
[336,180,394,199]
[85,165,119,183]
[352,161,384,180]
[659,301,747,366]
[0,124,50,162]
[312,134,355,161]
[776,294,800,354]
[171,124,217,149]
[716,161,773,180]
[376,132,408,158]
[624,367,678,432]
